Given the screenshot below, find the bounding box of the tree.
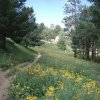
[22,23,45,47]
[57,32,66,51]
[0,0,36,49]
[41,28,54,40]
[22,29,43,47]
[88,0,100,62]
[63,0,82,58]
[38,23,45,32]
[53,25,61,36]
[71,5,100,62]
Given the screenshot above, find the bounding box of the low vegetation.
[0,39,36,69]
[0,0,100,99]
[9,64,100,100]
[9,44,100,100]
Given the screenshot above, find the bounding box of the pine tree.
[0,0,36,49]
[63,0,82,57]
[88,0,100,61]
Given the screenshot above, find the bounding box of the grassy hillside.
[42,43,73,54]
[34,44,100,81]
[0,38,36,69]
[9,43,100,100]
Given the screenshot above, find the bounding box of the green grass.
[9,63,100,100]
[39,43,73,54]
[9,43,100,100]
[0,38,37,69]
[33,44,100,82]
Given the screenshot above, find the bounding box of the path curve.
[32,52,41,64]
[17,52,42,68]
[0,53,41,100]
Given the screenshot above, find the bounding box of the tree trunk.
[0,33,6,49]
[86,48,90,60]
[74,48,77,58]
[83,47,85,59]
[92,42,96,62]
[85,38,90,60]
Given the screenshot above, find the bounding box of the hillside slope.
[0,38,36,69]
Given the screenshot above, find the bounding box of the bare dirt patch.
[0,70,10,100]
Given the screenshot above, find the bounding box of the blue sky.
[26,0,90,28]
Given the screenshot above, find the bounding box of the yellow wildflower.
[46,86,55,96]
[15,83,20,88]
[58,81,64,89]
[47,67,56,74]
[96,88,100,93]
[83,81,96,94]
[75,75,83,82]
[63,71,71,77]
[26,96,38,100]
[56,97,59,100]
[75,95,81,100]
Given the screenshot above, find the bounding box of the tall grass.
[9,43,100,99]
[34,44,100,82]
[0,38,36,69]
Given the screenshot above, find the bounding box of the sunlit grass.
[33,44,100,82]
[0,38,36,69]
[9,64,100,100]
[9,43,100,100]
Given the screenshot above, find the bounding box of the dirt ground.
[0,71,10,100]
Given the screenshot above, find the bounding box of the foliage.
[9,44,100,99]
[63,0,82,30]
[63,0,82,58]
[38,23,46,32]
[41,25,62,40]
[21,23,46,47]
[57,34,66,51]
[71,6,100,62]
[41,28,54,40]
[64,0,100,62]
[0,38,36,69]
[9,64,100,100]
[53,25,61,36]
[0,0,36,49]
[35,45,100,81]
[22,29,43,47]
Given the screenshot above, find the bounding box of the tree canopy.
[0,0,36,49]
[64,0,100,62]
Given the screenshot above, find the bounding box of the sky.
[26,0,90,28]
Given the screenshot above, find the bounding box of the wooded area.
[0,0,100,100]
[64,0,100,62]
[0,0,100,62]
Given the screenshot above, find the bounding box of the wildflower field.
[9,44,100,100]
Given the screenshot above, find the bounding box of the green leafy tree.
[53,25,61,36]
[22,24,45,47]
[41,28,54,40]
[22,29,43,47]
[57,34,66,51]
[38,23,45,32]
[57,39,66,51]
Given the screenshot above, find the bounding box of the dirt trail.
[0,53,41,100]
[0,70,10,100]
[33,52,41,64]
[17,52,41,68]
